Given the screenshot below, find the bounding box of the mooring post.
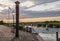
[56,32,58,41]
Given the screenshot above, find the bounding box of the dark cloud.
[20,10,60,18]
[1,6,60,19]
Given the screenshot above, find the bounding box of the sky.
[0,0,60,22]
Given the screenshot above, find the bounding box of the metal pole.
[15,1,20,38]
[56,32,58,41]
[13,15,14,27]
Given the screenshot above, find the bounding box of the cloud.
[27,1,60,11]
[20,1,35,8]
[1,4,60,19]
[23,0,59,9]
[20,10,60,18]
[0,0,60,20]
[10,0,59,9]
[0,13,8,20]
[30,0,58,4]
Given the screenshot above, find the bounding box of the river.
[31,27,60,41]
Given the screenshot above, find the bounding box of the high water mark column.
[15,1,20,38]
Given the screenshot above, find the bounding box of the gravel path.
[0,25,40,41]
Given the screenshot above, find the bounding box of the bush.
[48,24,53,28]
[55,25,60,28]
[43,24,46,27]
[19,25,25,31]
[37,24,42,27]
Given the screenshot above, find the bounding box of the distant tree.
[0,20,3,24]
[53,20,57,22]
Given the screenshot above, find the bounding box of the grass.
[2,23,26,31]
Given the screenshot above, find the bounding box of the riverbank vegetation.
[21,21,60,28]
[0,20,60,28]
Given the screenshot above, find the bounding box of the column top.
[15,1,20,4]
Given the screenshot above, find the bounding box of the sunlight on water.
[39,33,56,41]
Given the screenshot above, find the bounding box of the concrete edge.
[36,34,44,41]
